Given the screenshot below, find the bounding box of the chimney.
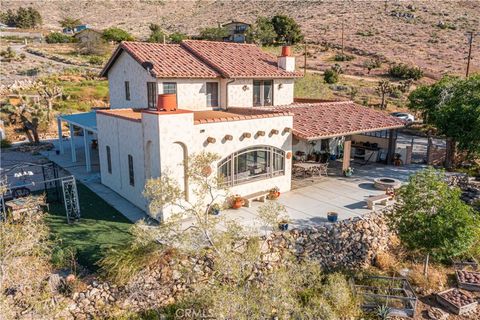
[278,45,295,72]
[157,94,177,112]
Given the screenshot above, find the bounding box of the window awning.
[58,111,97,133]
[274,101,406,140]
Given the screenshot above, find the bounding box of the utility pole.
[341,19,344,55]
[465,31,474,77]
[304,41,307,75]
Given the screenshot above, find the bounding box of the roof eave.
[295,124,406,141]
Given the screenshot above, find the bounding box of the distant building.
[221,21,250,43]
[73,29,103,43]
[63,24,89,34]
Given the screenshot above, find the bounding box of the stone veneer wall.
[38,209,392,319]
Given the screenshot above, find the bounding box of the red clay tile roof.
[181,40,302,78]
[100,40,302,79]
[273,101,405,140]
[100,42,220,78]
[193,108,292,124]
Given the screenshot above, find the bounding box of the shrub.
[246,16,276,45]
[45,32,74,44]
[198,26,229,41]
[363,58,382,74]
[388,63,423,80]
[169,32,188,43]
[102,27,134,42]
[0,7,42,28]
[324,69,339,84]
[88,55,104,65]
[333,53,354,61]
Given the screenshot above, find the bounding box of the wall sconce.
[242,85,249,91]
[278,83,283,89]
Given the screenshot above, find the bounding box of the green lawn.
[44,183,133,271]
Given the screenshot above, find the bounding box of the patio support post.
[69,123,77,162]
[83,128,91,172]
[57,118,64,154]
[342,135,352,172]
[387,129,396,165]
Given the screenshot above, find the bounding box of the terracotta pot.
[157,94,177,111]
[232,198,244,209]
[202,166,212,177]
[281,46,291,57]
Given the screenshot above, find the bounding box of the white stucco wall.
[107,51,295,110]
[97,114,147,211]
[108,51,157,109]
[97,109,293,221]
[157,78,220,110]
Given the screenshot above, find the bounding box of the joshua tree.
[35,79,63,121]
[376,80,393,109]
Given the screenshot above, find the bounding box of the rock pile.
[11,209,393,319]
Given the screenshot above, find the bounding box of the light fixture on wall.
[242,85,249,91]
[278,83,283,89]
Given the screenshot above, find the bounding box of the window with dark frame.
[163,82,177,94]
[206,82,219,107]
[218,146,285,186]
[106,146,112,174]
[125,81,130,101]
[128,154,134,186]
[147,82,156,109]
[253,80,273,107]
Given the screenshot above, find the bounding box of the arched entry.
[172,141,189,201]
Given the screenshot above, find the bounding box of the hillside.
[2,0,479,77]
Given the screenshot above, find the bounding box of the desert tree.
[387,168,479,276]
[2,96,49,144]
[246,16,276,45]
[35,79,63,121]
[58,17,82,31]
[376,79,393,109]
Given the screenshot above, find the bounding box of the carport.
[57,111,98,172]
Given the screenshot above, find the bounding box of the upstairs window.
[128,154,134,186]
[163,82,177,94]
[147,82,157,109]
[125,81,130,101]
[106,146,112,174]
[206,82,219,107]
[253,80,273,107]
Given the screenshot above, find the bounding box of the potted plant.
[231,195,244,209]
[278,218,289,231]
[208,203,221,215]
[267,186,280,200]
[327,211,338,222]
[343,167,354,177]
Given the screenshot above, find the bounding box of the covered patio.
[274,101,406,178]
[56,111,99,173]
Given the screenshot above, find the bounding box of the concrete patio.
[220,161,426,229]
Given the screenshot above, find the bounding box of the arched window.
[218,145,285,186]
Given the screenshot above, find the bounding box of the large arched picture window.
[218,145,285,186]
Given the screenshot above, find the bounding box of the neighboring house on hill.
[56,40,405,221]
[63,24,89,34]
[73,28,102,43]
[221,21,250,43]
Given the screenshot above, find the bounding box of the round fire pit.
[373,177,402,190]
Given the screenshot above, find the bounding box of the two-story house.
[221,21,250,43]
[56,40,405,221]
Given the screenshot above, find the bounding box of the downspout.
[225,78,235,111]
